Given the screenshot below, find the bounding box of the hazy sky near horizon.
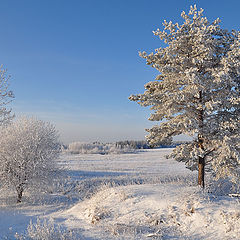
[1,0,240,143]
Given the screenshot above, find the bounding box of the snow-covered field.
[0,149,239,239]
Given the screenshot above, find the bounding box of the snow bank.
[55,183,240,240]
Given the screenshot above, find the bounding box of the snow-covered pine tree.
[129,5,240,187]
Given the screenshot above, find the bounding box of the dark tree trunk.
[198,90,205,188]
[198,156,205,188]
[197,134,205,188]
[16,185,24,203]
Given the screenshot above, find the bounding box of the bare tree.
[0,117,60,202]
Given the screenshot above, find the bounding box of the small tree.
[0,117,60,202]
[0,65,14,124]
[129,6,240,187]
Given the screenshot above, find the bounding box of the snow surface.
[0,149,239,239]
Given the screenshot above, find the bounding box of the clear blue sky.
[1,0,239,143]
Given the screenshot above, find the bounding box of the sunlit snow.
[0,149,239,239]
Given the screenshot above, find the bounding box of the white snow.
[0,149,239,239]
[53,183,240,239]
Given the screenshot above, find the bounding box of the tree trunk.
[16,185,23,203]
[198,133,205,188]
[198,156,205,188]
[198,90,205,188]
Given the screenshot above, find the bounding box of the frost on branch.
[129,5,240,184]
[0,117,61,202]
[0,65,14,124]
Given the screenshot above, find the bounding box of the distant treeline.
[115,140,189,149]
[115,140,149,149]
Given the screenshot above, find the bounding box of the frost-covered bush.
[15,218,77,240]
[68,142,105,154]
[0,117,61,203]
[207,177,240,196]
[67,142,136,154]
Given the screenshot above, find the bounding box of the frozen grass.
[14,218,78,240]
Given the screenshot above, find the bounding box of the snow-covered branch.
[130,5,240,185]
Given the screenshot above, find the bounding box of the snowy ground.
[0,149,239,239]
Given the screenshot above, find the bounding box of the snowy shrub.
[207,177,240,196]
[15,218,77,240]
[67,141,136,154]
[0,117,61,203]
[68,142,105,154]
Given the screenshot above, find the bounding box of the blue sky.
[1,0,239,143]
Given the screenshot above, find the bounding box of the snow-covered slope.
[54,183,240,240]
